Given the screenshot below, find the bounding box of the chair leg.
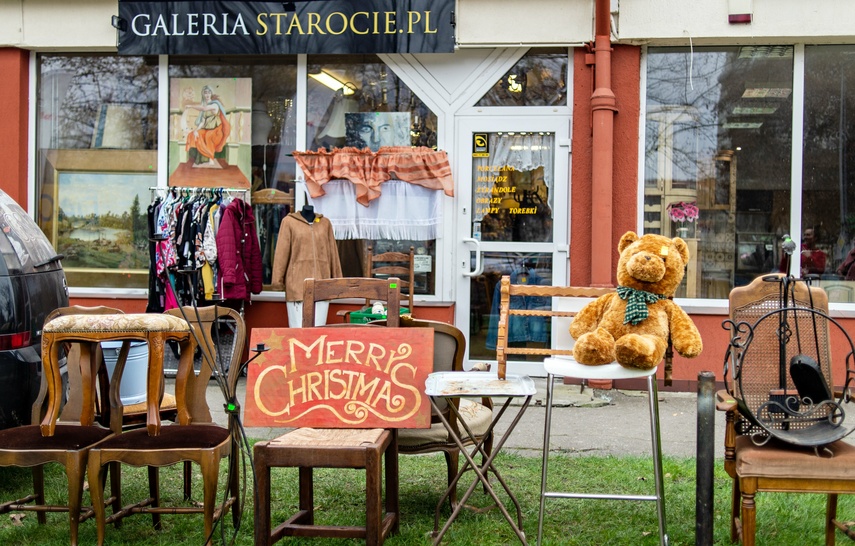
[32,465,47,525]
[109,461,122,527]
[183,460,192,500]
[148,466,161,530]
[385,431,399,536]
[537,373,556,546]
[201,452,220,546]
[87,456,108,546]
[366,447,382,546]
[253,444,272,546]
[740,479,757,546]
[298,467,314,525]
[826,494,838,546]
[730,477,741,543]
[66,452,86,546]
[646,375,667,546]
[443,449,459,509]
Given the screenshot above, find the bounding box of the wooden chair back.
[727,273,835,440]
[165,305,246,424]
[303,277,402,327]
[495,275,614,379]
[366,246,415,313]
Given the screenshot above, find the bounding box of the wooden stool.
[254,428,399,546]
[42,313,194,436]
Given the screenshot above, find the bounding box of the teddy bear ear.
[618,231,639,253]
[672,237,691,265]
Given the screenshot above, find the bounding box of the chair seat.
[735,435,855,480]
[0,424,113,451]
[399,398,492,448]
[95,424,230,450]
[544,357,658,380]
[121,393,176,416]
[43,313,190,334]
[270,427,386,447]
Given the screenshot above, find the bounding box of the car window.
[0,231,19,275]
[0,192,63,274]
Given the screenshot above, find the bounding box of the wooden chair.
[40,306,179,430]
[254,277,402,545]
[366,246,415,314]
[86,306,246,546]
[371,316,493,509]
[0,308,120,546]
[719,273,855,545]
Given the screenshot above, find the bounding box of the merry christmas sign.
[245,327,433,429]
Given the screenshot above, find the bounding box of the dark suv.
[0,189,68,429]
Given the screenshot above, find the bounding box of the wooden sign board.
[245,327,433,429]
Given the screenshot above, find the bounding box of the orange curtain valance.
[293,146,454,207]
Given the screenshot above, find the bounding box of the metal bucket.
[100,341,148,405]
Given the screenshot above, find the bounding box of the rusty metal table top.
[425,372,536,398]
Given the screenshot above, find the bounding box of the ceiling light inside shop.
[309,71,355,95]
[741,87,791,99]
[723,122,763,129]
[733,105,779,115]
[738,45,793,59]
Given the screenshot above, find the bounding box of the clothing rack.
[149,186,249,195]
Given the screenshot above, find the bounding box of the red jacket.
[216,198,262,300]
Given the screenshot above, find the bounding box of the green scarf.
[616,286,666,325]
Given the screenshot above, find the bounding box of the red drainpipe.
[590,0,617,287]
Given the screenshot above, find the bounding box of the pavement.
[207,376,724,459]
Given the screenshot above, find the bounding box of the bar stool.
[536,358,668,546]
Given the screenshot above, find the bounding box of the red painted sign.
[244,327,433,429]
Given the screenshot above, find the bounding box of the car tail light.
[0,332,31,350]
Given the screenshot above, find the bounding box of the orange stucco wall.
[570,45,641,289]
[0,48,29,205]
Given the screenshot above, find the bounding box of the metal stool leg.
[647,374,669,546]
[537,373,555,546]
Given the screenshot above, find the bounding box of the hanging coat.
[216,198,263,300]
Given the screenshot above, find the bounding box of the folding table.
[425,371,536,545]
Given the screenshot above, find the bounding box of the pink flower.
[667,201,699,223]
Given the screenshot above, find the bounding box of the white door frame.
[454,113,571,376]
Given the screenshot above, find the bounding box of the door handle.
[461,238,483,277]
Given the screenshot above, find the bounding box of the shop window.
[305,55,440,296]
[644,46,794,299]
[804,45,855,301]
[36,54,158,289]
[475,48,568,107]
[169,56,299,289]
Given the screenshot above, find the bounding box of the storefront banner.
[116,0,455,56]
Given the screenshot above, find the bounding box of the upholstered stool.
[254,427,399,546]
[42,313,194,436]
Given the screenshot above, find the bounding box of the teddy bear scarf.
[616,286,666,325]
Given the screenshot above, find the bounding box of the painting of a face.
[345,112,410,152]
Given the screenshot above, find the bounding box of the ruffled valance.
[293,146,454,206]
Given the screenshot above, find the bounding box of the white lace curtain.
[309,179,441,240]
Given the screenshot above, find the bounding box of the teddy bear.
[570,231,703,370]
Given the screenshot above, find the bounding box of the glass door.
[455,116,569,376]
